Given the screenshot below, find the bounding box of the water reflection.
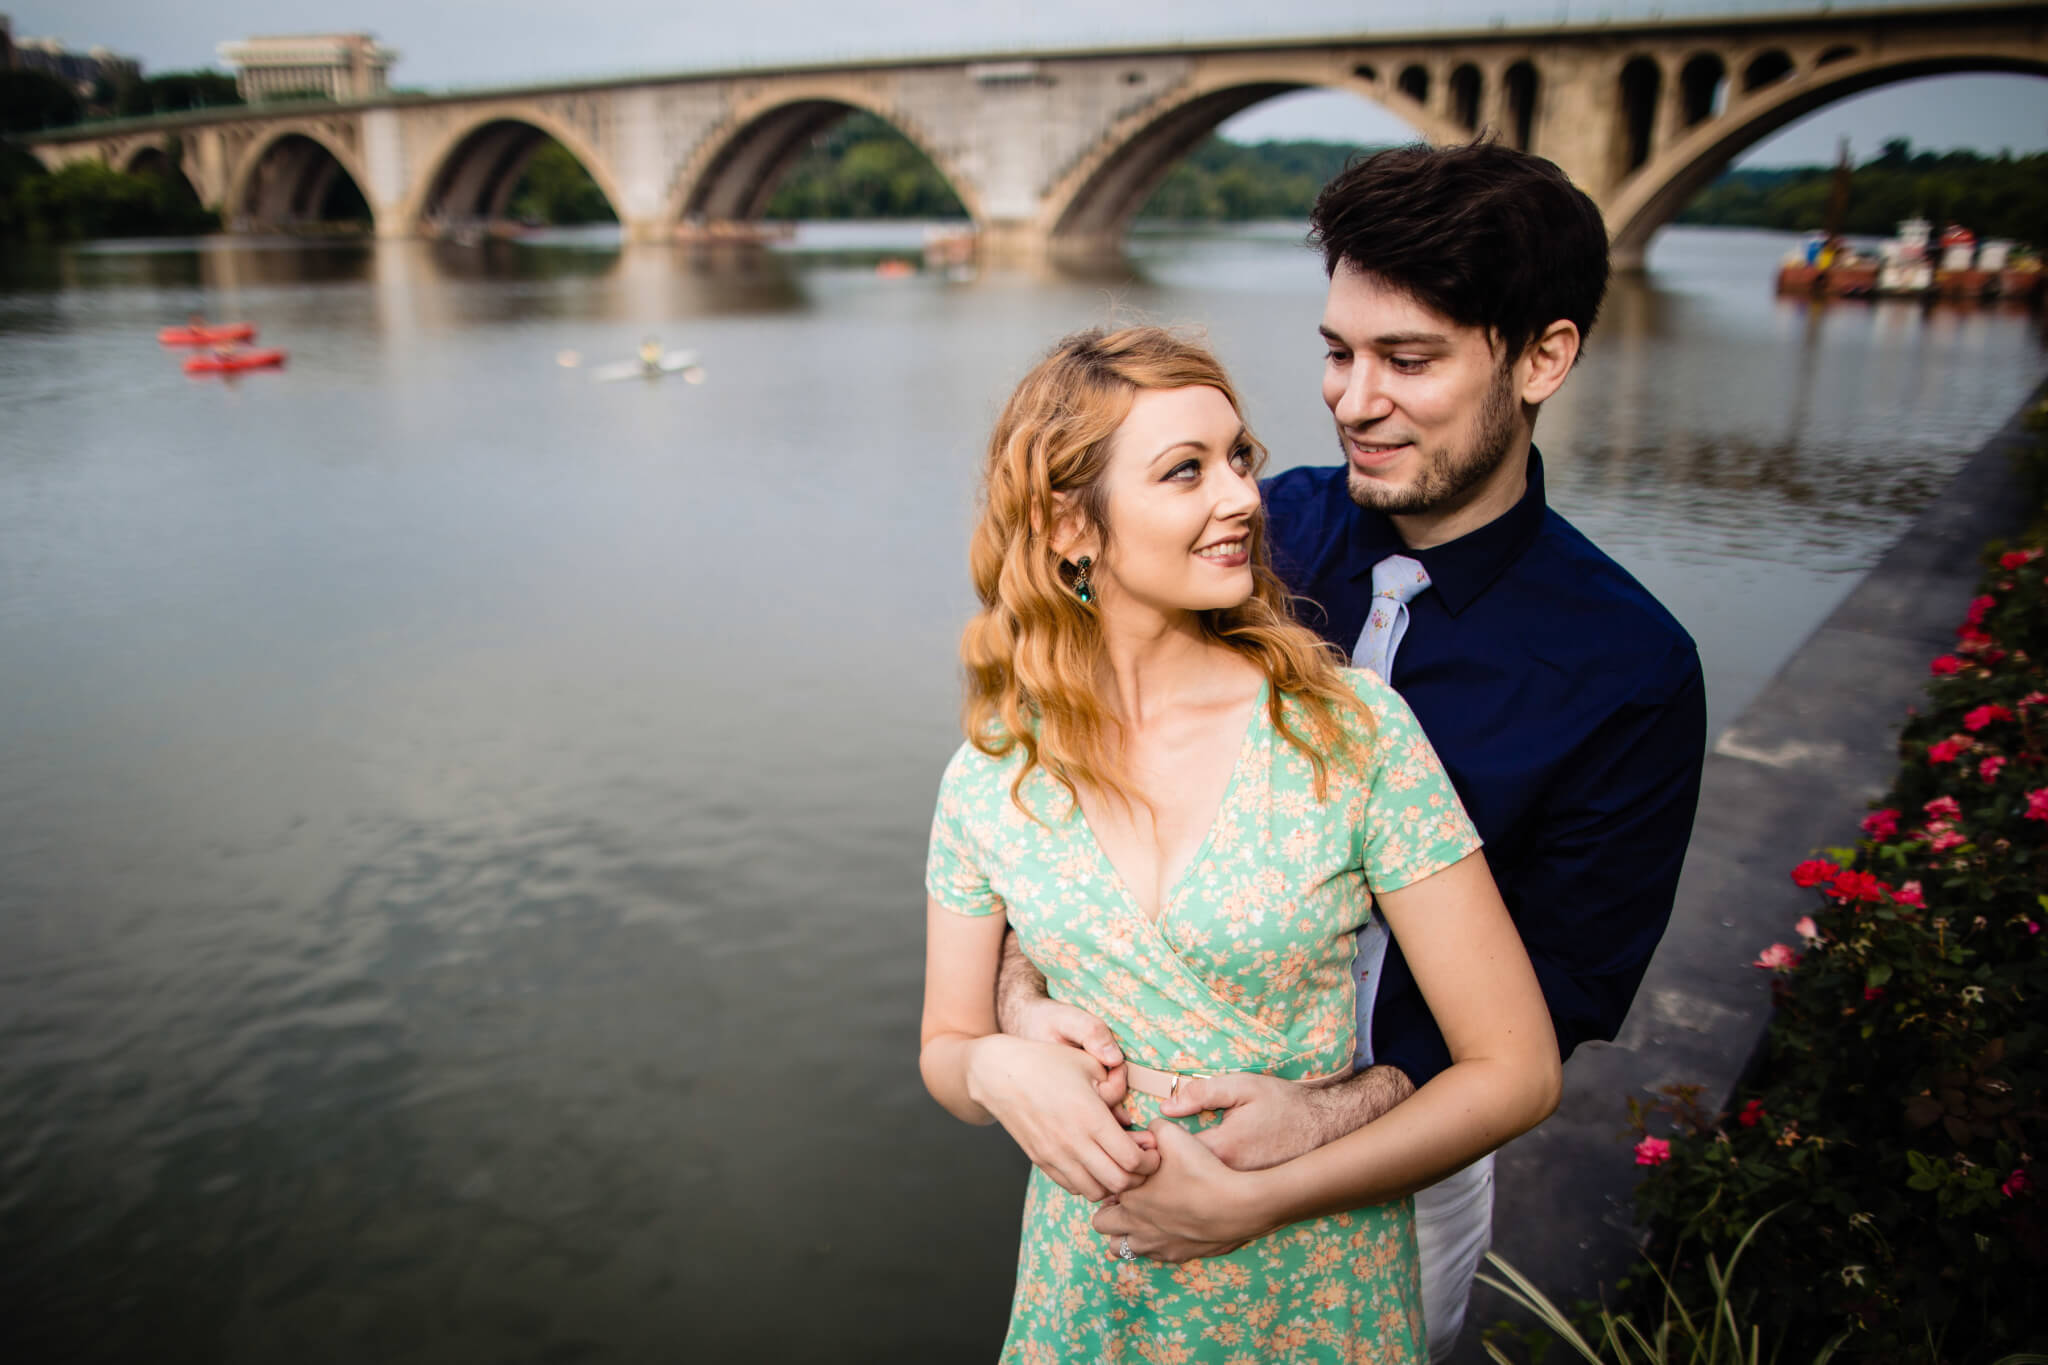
[0,223,2040,1364]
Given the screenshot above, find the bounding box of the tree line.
[1679,139,2047,243]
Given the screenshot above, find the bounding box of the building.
[217,33,397,103]
[6,19,143,97]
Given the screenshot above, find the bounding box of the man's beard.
[1342,361,1521,517]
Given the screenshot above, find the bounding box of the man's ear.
[1518,320,1580,406]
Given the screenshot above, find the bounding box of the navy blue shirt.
[1263,451,1706,1087]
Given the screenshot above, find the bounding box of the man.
[991,141,1707,1359]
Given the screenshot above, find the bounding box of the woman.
[919,328,1558,1362]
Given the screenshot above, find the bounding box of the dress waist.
[1123,1057,1352,1101]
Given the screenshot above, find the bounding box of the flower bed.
[1615,406,2048,1358]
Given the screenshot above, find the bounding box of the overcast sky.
[10,0,2045,165]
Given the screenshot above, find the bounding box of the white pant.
[1412,1152,1496,1362]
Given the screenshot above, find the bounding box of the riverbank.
[1463,375,2048,1356]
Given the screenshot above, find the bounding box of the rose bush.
[1612,406,2048,1359]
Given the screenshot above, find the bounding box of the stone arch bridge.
[22,1,2045,266]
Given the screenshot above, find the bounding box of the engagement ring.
[1117,1236,1135,1262]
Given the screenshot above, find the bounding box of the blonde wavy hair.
[962,326,1374,817]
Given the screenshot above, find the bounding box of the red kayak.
[159,323,257,346]
[184,349,287,374]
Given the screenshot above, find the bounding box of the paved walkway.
[1459,380,2046,1356]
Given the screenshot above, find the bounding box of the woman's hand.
[1090,1120,1270,1262]
[968,1035,1158,1202]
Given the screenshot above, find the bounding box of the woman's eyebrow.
[1147,427,1247,469]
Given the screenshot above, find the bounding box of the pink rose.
[1861,809,1900,840]
[1754,943,1801,971]
[1980,756,2008,782]
[2019,691,2048,710]
[1634,1136,1672,1166]
[2027,789,2048,823]
[1893,881,1926,909]
[2003,1168,2031,1199]
[1794,916,1820,941]
[1923,796,1962,821]
[1927,823,1967,853]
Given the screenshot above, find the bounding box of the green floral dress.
[926,668,1481,1364]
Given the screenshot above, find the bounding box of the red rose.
[1790,859,1839,888]
[1737,1099,1766,1127]
[2027,789,2048,824]
[1860,809,1900,840]
[1827,869,1887,904]
[1965,594,1996,627]
[1964,704,2013,731]
[1928,736,1970,764]
[1930,655,1964,676]
[1893,881,1926,909]
[1999,549,2040,570]
[1981,756,2007,782]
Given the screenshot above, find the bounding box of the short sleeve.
[925,743,1006,918]
[1353,670,1482,893]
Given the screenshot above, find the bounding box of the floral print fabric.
[926,668,1481,1362]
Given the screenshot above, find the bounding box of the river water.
[0,223,2041,1362]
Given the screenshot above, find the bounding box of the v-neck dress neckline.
[1068,680,1267,932]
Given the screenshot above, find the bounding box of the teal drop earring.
[1072,555,1094,605]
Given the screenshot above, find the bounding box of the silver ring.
[1117,1236,1135,1262]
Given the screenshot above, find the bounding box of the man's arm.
[1371,650,1708,1087]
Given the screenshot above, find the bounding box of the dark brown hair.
[1309,141,1609,361]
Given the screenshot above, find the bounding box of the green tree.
[506,140,617,225]
[761,111,967,219]
[0,69,84,134]
[1138,138,1379,221]
[8,159,217,239]
[117,71,242,118]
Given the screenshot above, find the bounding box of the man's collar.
[1345,448,1549,616]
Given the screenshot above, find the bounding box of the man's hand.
[1162,1065,1416,1171]
[1091,1121,1268,1263]
[996,931,1129,1116]
[967,1034,1158,1203]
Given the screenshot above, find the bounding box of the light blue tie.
[1351,553,1430,1068]
[1351,554,1431,681]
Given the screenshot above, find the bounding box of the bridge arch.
[666,83,980,230]
[226,123,376,232]
[123,143,201,204]
[400,107,625,236]
[1039,68,1455,258]
[1607,48,2048,266]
